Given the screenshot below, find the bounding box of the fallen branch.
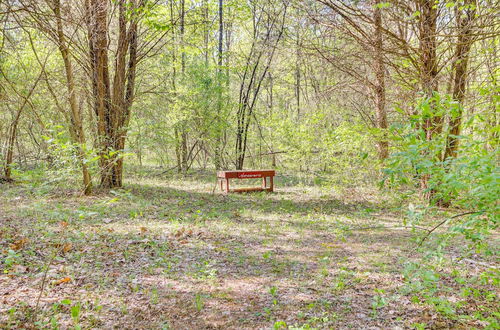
[32,249,59,325]
[417,210,486,248]
[352,225,428,231]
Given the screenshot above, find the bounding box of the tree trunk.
[203,0,209,66]
[2,68,43,180]
[179,0,188,174]
[3,108,22,180]
[168,0,181,173]
[214,0,224,170]
[418,0,440,139]
[444,0,477,159]
[87,0,139,188]
[373,0,388,160]
[91,0,116,188]
[417,0,439,199]
[295,17,301,119]
[53,0,92,195]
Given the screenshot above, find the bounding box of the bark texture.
[87,0,139,188]
[373,0,388,160]
[53,0,92,194]
[444,0,477,159]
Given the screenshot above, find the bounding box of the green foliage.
[273,111,378,186]
[3,249,21,272]
[371,289,388,317]
[1,0,498,327]
[273,320,287,329]
[194,293,205,312]
[385,93,499,244]
[402,256,499,327]
[385,93,499,327]
[269,286,278,305]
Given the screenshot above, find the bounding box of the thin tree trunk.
[203,0,209,66]
[180,0,188,174]
[444,0,477,159]
[2,68,44,180]
[87,0,140,188]
[417,0,439,199]
[418,0,440,139]
[214,0,224,169]
[373,0,388,160]
[168,0,181,173]
[486,38,498,150]
[3,108,22,180]
[53,0,92,194]
[295,14,301,119]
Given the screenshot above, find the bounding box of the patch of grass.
[0,169,495,329]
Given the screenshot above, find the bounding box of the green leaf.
[374,2,391,9]
[60,299,72,305]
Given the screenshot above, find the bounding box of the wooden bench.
[217,170,275,193]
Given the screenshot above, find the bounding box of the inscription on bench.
[217,170,275,193]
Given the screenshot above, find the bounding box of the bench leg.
[220,179,223,191]
[225,178,230,193]
[262,177,267,189]
[270,176,274,192]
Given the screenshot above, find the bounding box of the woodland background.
[0,0,499,328]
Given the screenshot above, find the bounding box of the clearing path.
[0,173,492,329]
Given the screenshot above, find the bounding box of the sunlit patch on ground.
[0,172,497,329]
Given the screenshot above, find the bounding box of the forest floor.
[0,169,498,329]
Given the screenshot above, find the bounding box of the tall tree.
[87,0,140,188]
[17,0,93,193]
[312,0,390,160]
[52,0,92,194]
[179,0,188,174]
[373,0,388,159]
[444,0,478,159]
[235,1,288,170]
[417,0,440,140]
[214,0,223,169]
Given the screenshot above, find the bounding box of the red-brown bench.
[217,170,275,193]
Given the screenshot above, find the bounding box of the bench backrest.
[217,170,275,179]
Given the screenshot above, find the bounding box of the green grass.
[0,169,497,329]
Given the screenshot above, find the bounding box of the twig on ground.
[32,248,60,325]
[417,210,486,248]
[352,225,428,231]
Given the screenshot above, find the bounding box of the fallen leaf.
[59,221,69,229]
[140,227,148,233]
[63,243,72,253]
[54,277,71,285]
[10,238,28,250]
[174,228,185,237]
